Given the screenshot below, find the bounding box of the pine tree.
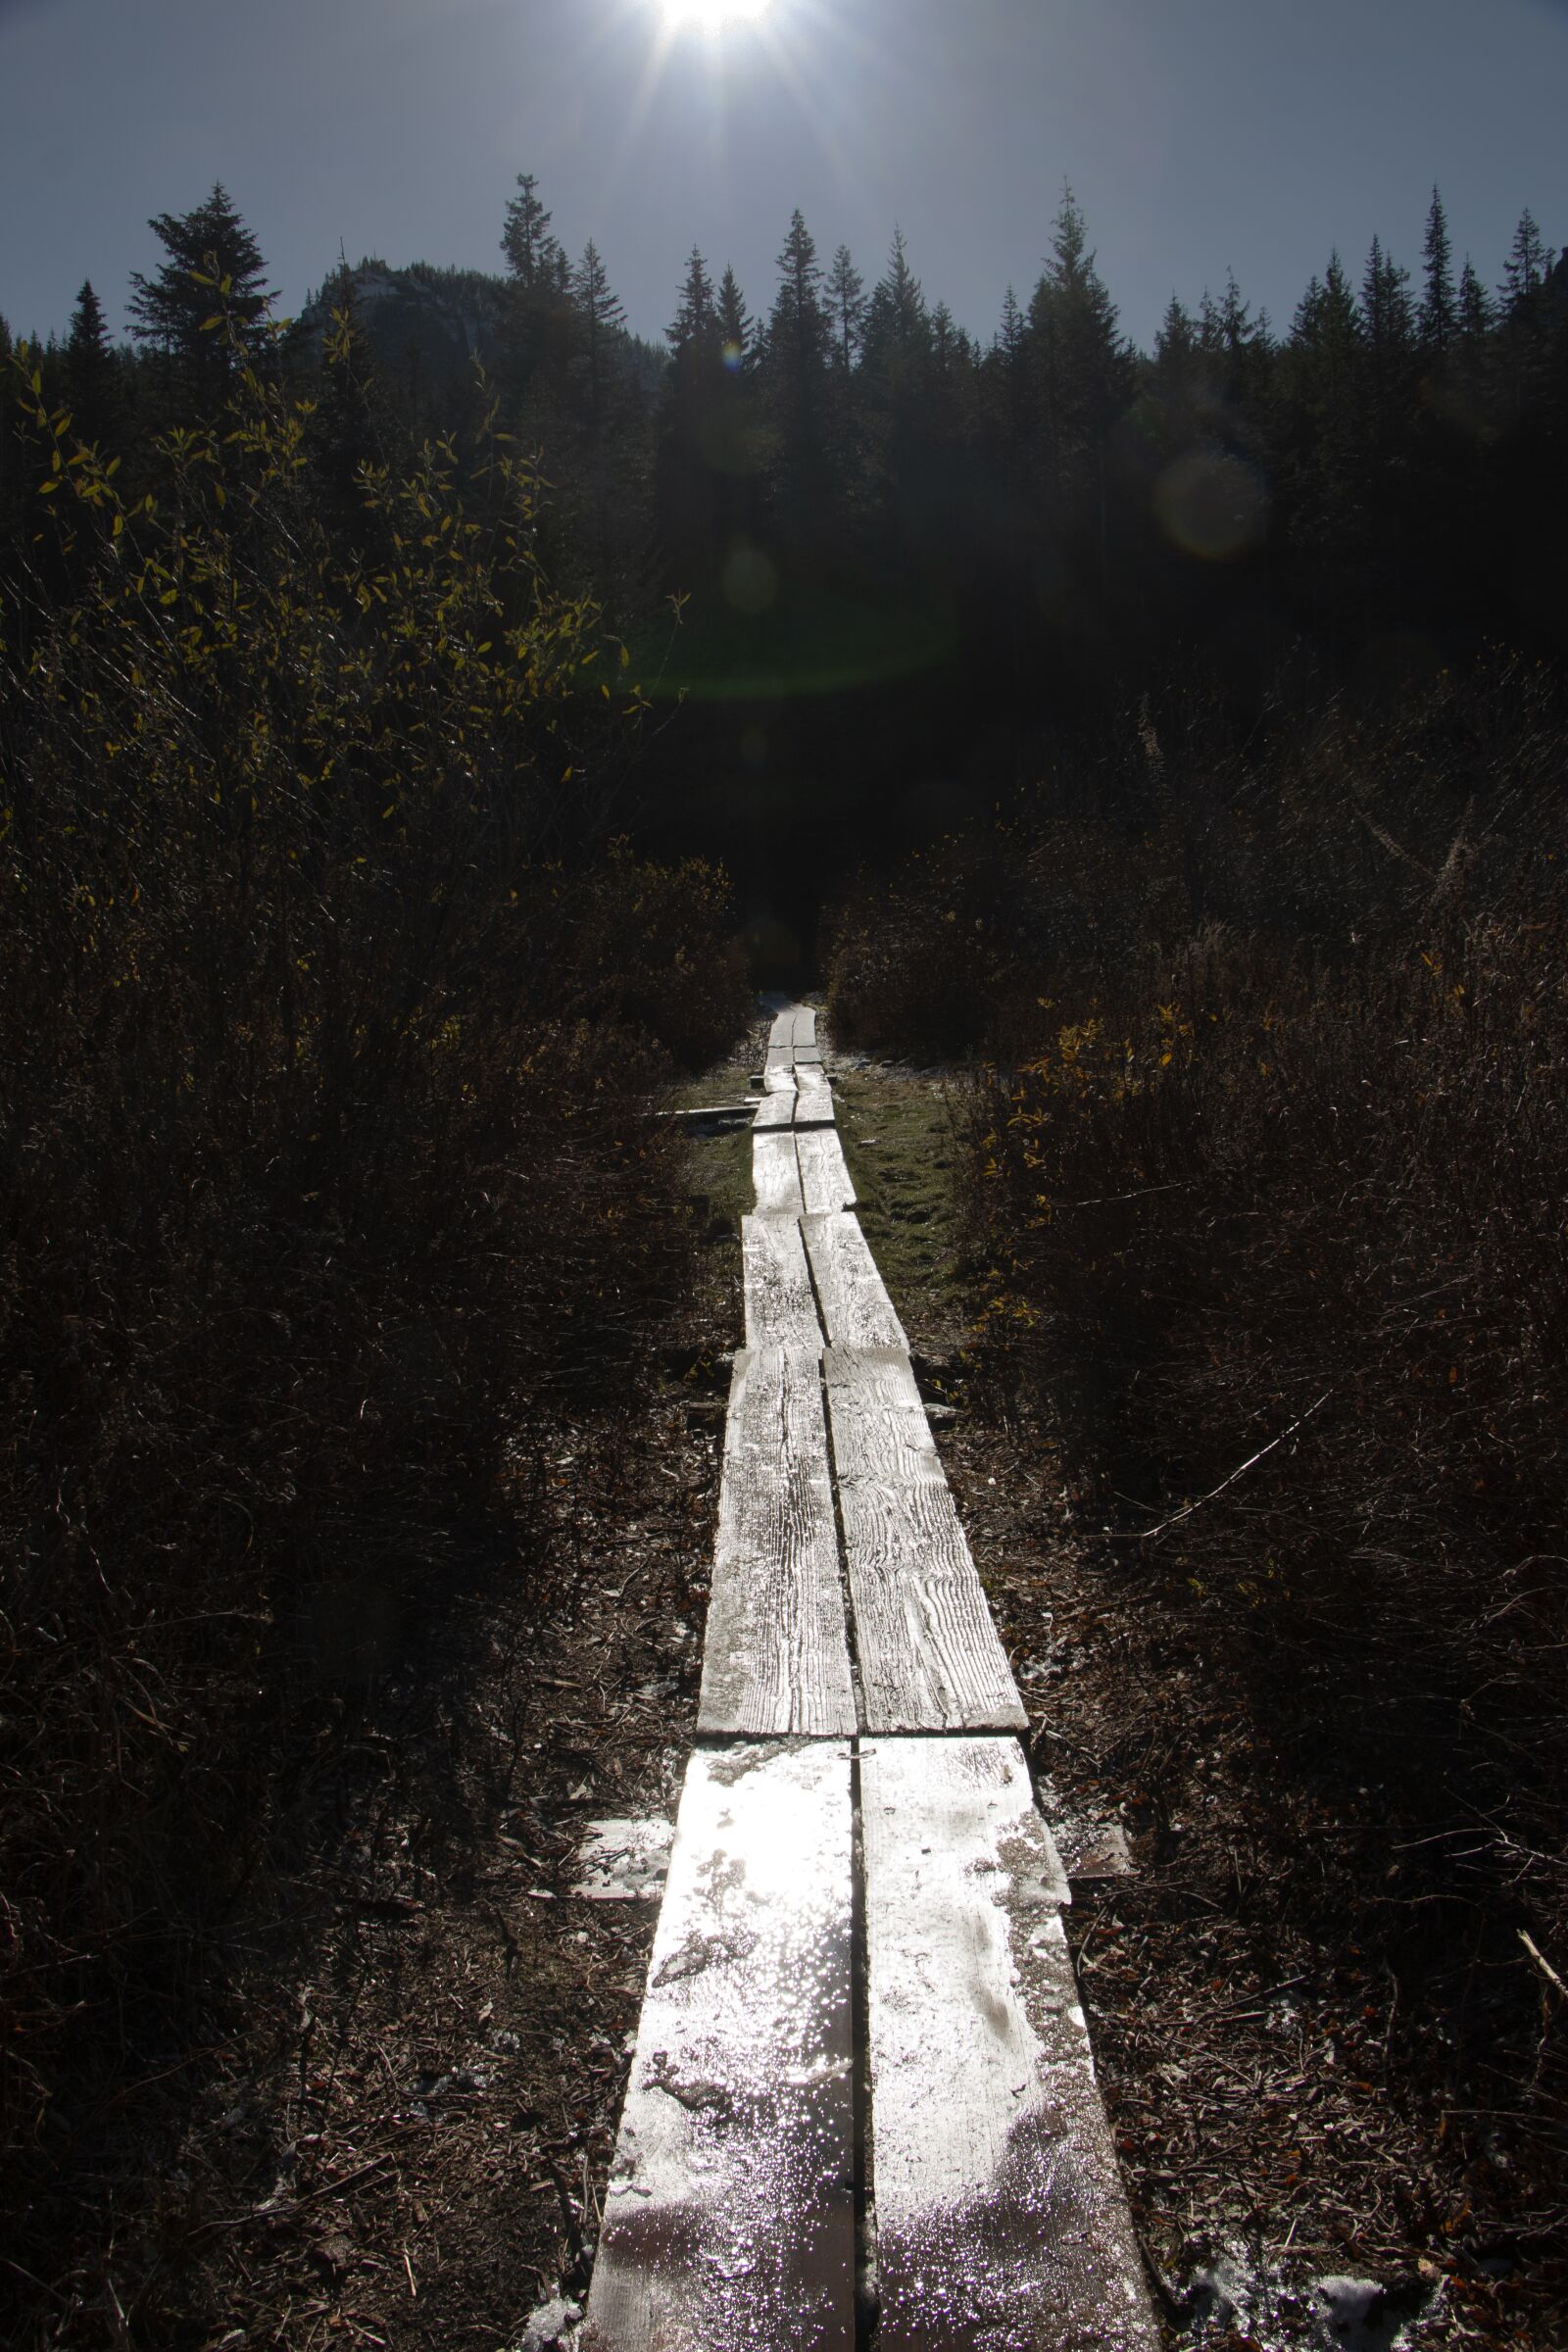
[1418,187,1455,359]
[827,244,866,372]
[501,173,563,288]
[126,183,272,405]
[64,279,120,446]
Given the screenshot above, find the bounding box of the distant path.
[582,1008,1157,2351]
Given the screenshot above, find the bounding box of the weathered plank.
[744,1214,824,1350]
[767,1006,798,1052]
[764,1044,798,1080]
[793,1066,836,1128]
[860,1736,1156,2352]
[824,1347,1025,1733]
[762,1066,800,1098]
[793,1047,823,1067]
[792,1006,818,1049]
[584,1740,857,2352]
[753,1089,797,1134]
[796,1128,856,1215]
[698,1349,856,1737]
[802,1213,906,1350]
[753,1130,805,1215]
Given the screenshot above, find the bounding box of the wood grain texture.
[793,1066,836,1128]
[753,1089,797,1134]
[764,1045,798,1080]
[860,1736,1157,2352]
[767,1008,799,1054]
[753,1131,805,1215]
[792,1007,818,1049]
[823,1347,1025,1733]
[584,1740,857,2352]
[744,1215,824,1350]
[698,1349,856,1737]
[796,1129,856,1215]
[802,1214,906,1349]
[762,1067,799,1098]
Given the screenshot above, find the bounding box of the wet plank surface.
[744,1215,823,1350]
[585,1740,857,2352]
[753,1130,805,1216]
[802,1213,906,1350]
[796,1128,856,1215]
[824,1347,1025,1733]
[860,1735,1158,2352]
[699,1349,856,1737]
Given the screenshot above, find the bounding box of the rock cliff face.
[293,260,504,382]
[290,259,665,406]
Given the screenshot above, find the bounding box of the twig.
[1110,1390,1336,1544]
[1519,1929,1565,1999]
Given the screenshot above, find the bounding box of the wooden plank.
[584,1740,857,2352]
[793,1066,836,1128]
[802,1213,906,1349]
[762,1067,799,1098]
[766,1007,798,1054]
[753,1130,805,1215]
[698,1349,856,1737]
[764,1044,798,1079]
[753,1089,796,1134]
[793,1047,823,1066]
[743,1214,824,1350]
[796,1129,856,1215]
[860,1735,1157,2352]
[792,1006,818,1049]
[824,1347,1025,1733]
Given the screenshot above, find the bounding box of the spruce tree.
[64,279,120,446]
[667,248,716,355]
[1026,184,1131,500]
[716,265,751,363]
[763,211,835,516]
[1501,209,1552,314]
[501,173,563,287]
[1456,258,1493,345]
[1418,187,1456,359]
[827,243,866,372]
[126,183,272,406]
[572,238,624,426]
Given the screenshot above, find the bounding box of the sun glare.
[659,0,771,34]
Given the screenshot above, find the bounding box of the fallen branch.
[1111,1390,1336,1545]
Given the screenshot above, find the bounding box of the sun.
[659,0,771,33]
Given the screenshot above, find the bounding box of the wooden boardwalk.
[583,1008,1157,2352]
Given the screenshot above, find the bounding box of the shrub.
[0,322,746,2277]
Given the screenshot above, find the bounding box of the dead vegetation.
[824,654,1568,2341]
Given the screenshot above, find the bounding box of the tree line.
[5,172,1563,695]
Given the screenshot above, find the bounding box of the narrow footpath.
[582,1008,1158,2351]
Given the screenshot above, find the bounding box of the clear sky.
[2,0,1565,356]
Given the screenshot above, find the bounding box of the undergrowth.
[827,654,1568,2242]
[0,313,750,2328]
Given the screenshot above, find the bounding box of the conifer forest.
[2,155,1568,2348]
